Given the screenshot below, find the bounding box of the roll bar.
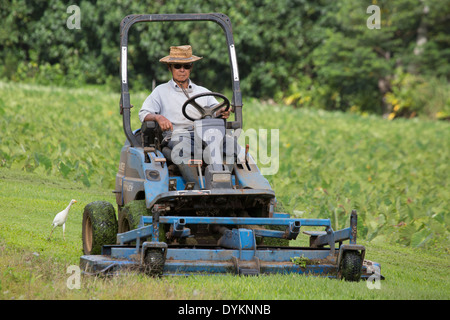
[119,13,243,147]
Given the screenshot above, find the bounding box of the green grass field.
[0,82,449,300]
[0,168,448,300]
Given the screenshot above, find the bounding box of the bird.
[48,199,77,240]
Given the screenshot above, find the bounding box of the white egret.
[48,199,77,240]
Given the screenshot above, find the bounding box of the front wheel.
[143,249,165,277]
[82,201,118,255]
[339,251,362,282]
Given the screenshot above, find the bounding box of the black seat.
[141,121,174,164]
[141,121,164,150]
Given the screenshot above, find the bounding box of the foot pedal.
[185,182,195,190]
[169,179,177,191]
[232,256,260,276]
[188,159,204,189]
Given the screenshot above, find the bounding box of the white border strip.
[121,46,127,84]
[229,44,239,81]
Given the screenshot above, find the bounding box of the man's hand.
[156,115,173,131]
[215,106,231,119]
[143,113,173,131]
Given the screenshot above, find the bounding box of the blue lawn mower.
[80,13,382,281]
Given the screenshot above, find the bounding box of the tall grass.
[0,139,449,299]
[246,101,449,250]
[0,82,448,251]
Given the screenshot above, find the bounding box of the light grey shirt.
[139,79,219,137]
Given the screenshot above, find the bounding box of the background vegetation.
[0,82,448,251]
[1,0,449,118]
[0,0,448,300]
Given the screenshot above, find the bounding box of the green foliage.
[1,0,448,118]
[246,99,449,251]
[0,82,126,188]
[290,255,310,268]
[384,68,450,120]
[283,0,449,117]
[1,82,448,251]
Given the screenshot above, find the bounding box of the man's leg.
[169,131,202,189]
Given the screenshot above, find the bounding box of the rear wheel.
[118,200,166,242]
[339,251,362,282]
[82,201,118,255]
[118,200,147,233]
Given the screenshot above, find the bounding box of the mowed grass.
[0,82,449,300]
[0,158,449,300]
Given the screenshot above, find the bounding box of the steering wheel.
[182,92,230,121]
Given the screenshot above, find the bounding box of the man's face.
[169,63,193,84]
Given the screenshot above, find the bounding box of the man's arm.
[143,113,173,131]
[140,88,173,132]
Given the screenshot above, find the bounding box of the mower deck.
[80,245,380,279]
[80,210,382,280]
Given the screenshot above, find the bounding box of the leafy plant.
[290,255,310,268]
[246,99,449,251]
[385,69,450,120]
[1,82,448,251]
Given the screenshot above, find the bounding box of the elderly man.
[139,45,235,189]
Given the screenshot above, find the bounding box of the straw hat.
[159,45,203,64]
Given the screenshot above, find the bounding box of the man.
[139,45,234,188]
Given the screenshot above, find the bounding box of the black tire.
[339,251,362,282]
[118,200,166,242]
[143,249,165,277]
[118,200,147,233]
[82,201,118,255]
